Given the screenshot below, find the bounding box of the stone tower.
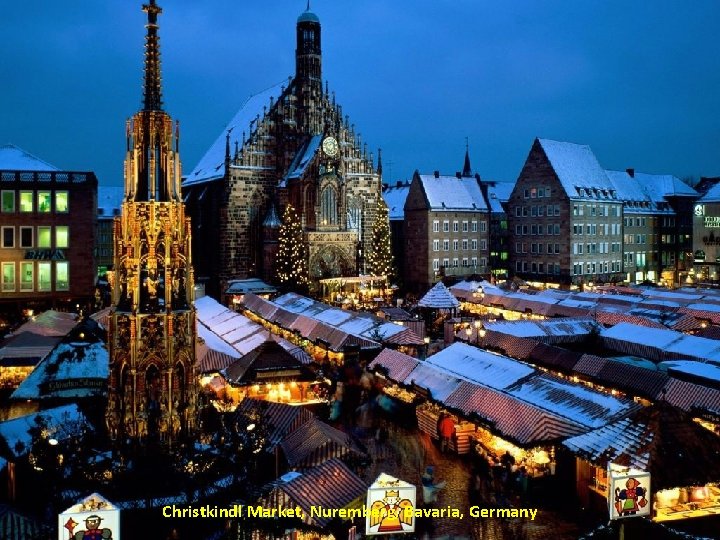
[106,0,197,446]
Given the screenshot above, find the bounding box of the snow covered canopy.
[418,281,460,309]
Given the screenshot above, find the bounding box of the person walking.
[438,414,456,454]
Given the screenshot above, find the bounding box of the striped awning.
[236,397,313,447]
[368,349,419,382]
[280,417,367,469]
[383,327,425,346]
[0,505,44,540]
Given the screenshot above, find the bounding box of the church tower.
[295,2,323,135]
[106,0,197,447]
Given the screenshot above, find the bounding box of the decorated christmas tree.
[276,204,309,290]
[367,200,394,279]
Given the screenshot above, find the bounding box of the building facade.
[96,186,124,278]
[183,7,385,299]
[0,144,97,315]
[404,170,490,293]
[693,183,720,284]
[105,0,197,446]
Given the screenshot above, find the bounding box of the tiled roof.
[573,354,608,377]
[661,378,720,416]
[263,458,367,528]
[563,403,720,490]
[445,381,586,447]
[595,361,669,400]
[368,349,419,382]
[383,327,425,346]
[280,417,367,469]
[418,281,460,309]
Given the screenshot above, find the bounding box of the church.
[183,6,386,300]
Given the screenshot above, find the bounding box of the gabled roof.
[634,172,698,199]
[382,183,411,220]
[222,340,313,385]
[184,81,287,186]
[0,144,59,172]
[563,403,720,490]
[536,138,616,199]
[418,281,460,309]
[235,397,313,448]
[415,174,488,211]
[280,417,367,468]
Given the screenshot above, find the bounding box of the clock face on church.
[322,136,339,157]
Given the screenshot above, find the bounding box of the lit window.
[1,227,14,248]
[55,191,69,212]
[1,191,14,212]
[20,227,33,248]
[19,191,33,212]
[56,226,69,248]
[2,262,15,292]
[20,262,33,291]
[38,227,51,248]
[55,262,69,291]
[38,191,52,213]
[38,262,52,291]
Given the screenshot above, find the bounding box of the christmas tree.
[367,200,394,279]
[276,204,309,290]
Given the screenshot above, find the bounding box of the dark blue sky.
[2,1,720,186]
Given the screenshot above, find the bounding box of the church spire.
[462,138,472,177]
[142,0,163,111]
[377,148,383,177]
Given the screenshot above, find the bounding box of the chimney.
[434,170,440,178]
[396,181,402,188]
[455,172,462,179]
[626,168,635,178]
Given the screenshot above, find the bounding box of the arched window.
[320,185,338,227]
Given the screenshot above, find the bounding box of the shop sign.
[59,492,120,539]
[25,249,66,260]
[607,464,651,520]
[366,473,416,536]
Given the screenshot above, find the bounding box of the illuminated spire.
[142,0,163,111]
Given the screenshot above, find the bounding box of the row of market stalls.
[455,281,720,332]
[369,342,637,479]
[240,292,425,364]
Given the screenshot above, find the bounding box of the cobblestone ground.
[355,417,583,540]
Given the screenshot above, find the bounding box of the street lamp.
[473,320,483,345]
[465,326,473,343]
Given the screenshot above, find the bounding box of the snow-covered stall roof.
[418,281,460,309]
[537,139,615,197]
[184,81,287,186]
[483,318,597,342]
[601,323,720,363]
[11,341,108,400]
[660,361,720,387]
[403,362,463,402]
[417,174,488,211]
[0,143,59,171]
[368,349,419,382]
[506,373,636,429]
[382,183,410,220]
[0,404,88,458]
[425,342,534,390]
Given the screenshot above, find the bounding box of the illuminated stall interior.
[318,275,390,307]
[563,402,720,521]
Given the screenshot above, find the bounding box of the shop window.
[20,262,33,292]
[38,191,52,213]
[56,261,69,291]
[38,262,52,291]
[2,262,15,292]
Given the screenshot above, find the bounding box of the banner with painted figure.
[366,473,416,536]
[58,493,120,540]
[607,464,651,520]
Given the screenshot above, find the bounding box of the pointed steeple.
[377,148,383,177]
[142,0,163,111]
[462,138,472,177]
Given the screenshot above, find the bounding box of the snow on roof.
[417,175,488,211]
[686,302,720,313]
[0,404,87,458]
[537,139,615,197]
[699,182,720,203]
[484,318,596,340]
[97,185,125,217]
[382,183,410,220]
[184,81,287,186]
[661,360,720,384]
[425,342,535,390]
[506,373,635,429]
[633,172,697,199]
[418,281,460,309]
[284,135,321,182]
[404,361,463,402]
[0,143,59,172]
[605,170,660,212]
[486,181,514,213]
[11,341,108,400]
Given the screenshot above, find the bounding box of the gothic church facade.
[183,7,384,299]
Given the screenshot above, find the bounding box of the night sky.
[2,0,719,186]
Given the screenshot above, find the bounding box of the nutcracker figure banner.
[58,492,120,540]
[607,464,651,520]
[366,472,416,536]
